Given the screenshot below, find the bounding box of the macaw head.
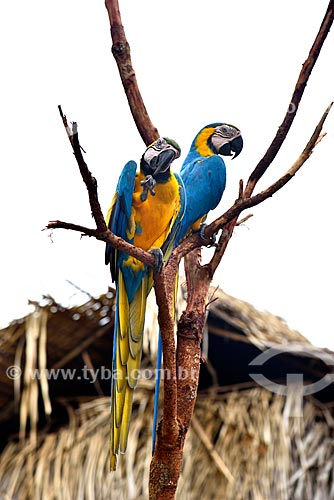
[210,123,243,159]
[141,137,181,179]
[193,123,243,159]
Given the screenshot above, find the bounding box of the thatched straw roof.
[0,291,116,438]
[1,287,334,499]
[1,387,334,499]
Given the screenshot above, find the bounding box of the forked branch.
[48,107,156,269]
[205,101,332,274]
[48,1,334,499]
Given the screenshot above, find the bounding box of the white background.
[1,1,333,348]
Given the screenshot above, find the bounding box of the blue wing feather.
[152,329,162,454]
[160,172,186,258]
[177,155,226,243]
[105,161,137,281]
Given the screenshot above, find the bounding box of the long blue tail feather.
[152,330,162,454]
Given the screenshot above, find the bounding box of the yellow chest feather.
[129,171,180,251]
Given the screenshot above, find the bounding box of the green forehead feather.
[163,137,181,153]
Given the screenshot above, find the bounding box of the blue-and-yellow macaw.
[152,123,243,452]
[105,137,185,470]
[176,123,243,243]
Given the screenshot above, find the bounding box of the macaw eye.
[216,125,229,137]
[153,138,167,151]
[215,124,238,139]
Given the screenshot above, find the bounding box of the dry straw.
[1,287,334,499]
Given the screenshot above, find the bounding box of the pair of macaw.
[105,123,243,469]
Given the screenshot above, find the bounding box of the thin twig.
[46,220,156,269]
[66,280,96,300]
[236,214,253,226]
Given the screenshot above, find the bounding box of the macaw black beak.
[219,134,243,159]
[230,134,243,159]
[151,149,176,176]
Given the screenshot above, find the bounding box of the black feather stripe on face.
[207,135,216,154]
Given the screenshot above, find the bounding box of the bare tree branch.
[46,219,156,269]
[46,221,97,237]
[153,4,334,493]
[172,99,332,266]
[58,106,107,233]
[171,99,332,270]
[52,107,159,269]
[153,270,179,446]
[105,0,159,145]
[206,101,332,241]
[244,0,334,196]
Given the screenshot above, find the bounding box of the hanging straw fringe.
[19,308,51,444]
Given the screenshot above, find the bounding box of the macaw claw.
[149,248,163,274]
[199,223,217,247]
[140,175,157,202]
